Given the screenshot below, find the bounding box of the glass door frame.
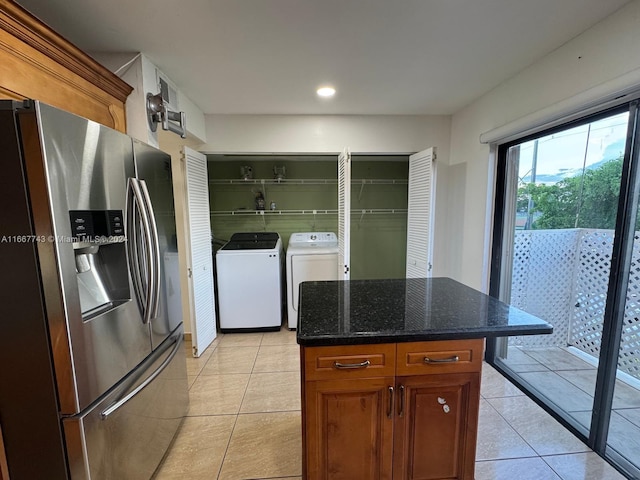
[486,100,640,478]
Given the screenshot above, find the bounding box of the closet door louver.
[182,147,217,356]
[406,147,436,278]
[337,148,351,280]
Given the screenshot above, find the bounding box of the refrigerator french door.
[132,139,183,349]
[0,100,187,480]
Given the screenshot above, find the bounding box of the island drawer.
[396,339,484,375]
[302,343,396,380]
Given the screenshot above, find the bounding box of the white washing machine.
[286,232,339,329]
[216,232,283,331]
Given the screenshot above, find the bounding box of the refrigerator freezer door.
[19,102,153,413]
[63,326,188,480]
[133,140,182,349]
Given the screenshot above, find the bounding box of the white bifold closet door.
[337,148,351,280]
[406,147,436,278]
[175,146,217,357]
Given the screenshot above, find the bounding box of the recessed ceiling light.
[317,86,336,98]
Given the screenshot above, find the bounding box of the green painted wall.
[207,156,408,279]
[350,159,408,279]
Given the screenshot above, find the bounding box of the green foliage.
[517,156,623,230]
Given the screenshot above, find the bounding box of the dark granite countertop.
[296,277,553,346]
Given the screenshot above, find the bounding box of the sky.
[517,111,628,183]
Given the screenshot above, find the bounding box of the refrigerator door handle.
[138,179,161,320]
[128,178,155,324]
[100,334,181,419]
[126,179,146,312]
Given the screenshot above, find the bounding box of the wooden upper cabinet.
[0,1,132,132]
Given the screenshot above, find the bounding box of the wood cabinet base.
[300,339,484,480]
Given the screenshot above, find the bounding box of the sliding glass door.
[488,101,640,478]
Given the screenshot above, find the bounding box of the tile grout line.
[215,408,241,480]
[178,328,301,479]
[215,338,261,480]
[538,453,578,480]
[481,394,547,460]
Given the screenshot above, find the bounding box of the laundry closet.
[206,154,411,280]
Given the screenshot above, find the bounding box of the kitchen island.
[296,277,552,480]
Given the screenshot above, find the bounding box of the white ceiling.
[16,0,631,115]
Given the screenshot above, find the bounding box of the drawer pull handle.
[387,386,394,419]
[333,359,371,369]
[423,355,460,364]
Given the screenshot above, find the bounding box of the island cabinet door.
[304,377,395,480]
[392,373,481,480]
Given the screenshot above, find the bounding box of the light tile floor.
[153,328,626,480]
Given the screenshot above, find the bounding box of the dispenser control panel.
[69,210,124,240]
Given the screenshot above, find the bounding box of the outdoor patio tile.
[500,346,553,372]
[518,371,594,412]
[519,347,596,371]
[597,412,640,467]
[616,407,640,429]
[571,410,640,467]
[507,362,552,373]
[486,396,589,456]
[555,369,640,409]
[504,346,544,365]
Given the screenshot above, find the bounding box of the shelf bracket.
[358,179,366,202]
[359,209,366,226]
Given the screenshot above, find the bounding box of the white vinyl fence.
[509,229,640,380]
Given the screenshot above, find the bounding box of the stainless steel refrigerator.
[0,100,189,479]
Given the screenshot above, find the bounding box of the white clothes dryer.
[286,232,339,329]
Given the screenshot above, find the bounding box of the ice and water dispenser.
[71,210,130,320]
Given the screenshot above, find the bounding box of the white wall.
[178,91,207,143]
[448,0,640,291]
[199,114,450,155]
[93,53,207,147]
[198,114,452,275]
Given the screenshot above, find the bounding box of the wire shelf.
[209,208,407,217]
[209,178,407,186]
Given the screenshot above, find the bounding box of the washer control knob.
[310,234,317,241]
